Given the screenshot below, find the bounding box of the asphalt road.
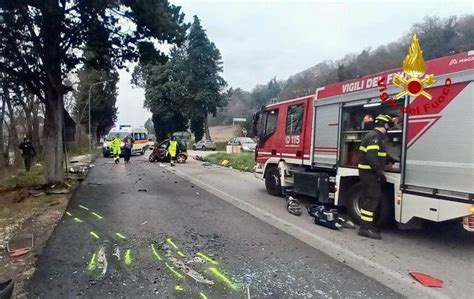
[179,151,474,298]
[28,155,399,298]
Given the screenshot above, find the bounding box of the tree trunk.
[0,99,6,167]
[31,96,42,157]
[4,86,22,168]
[43,89,64,184]
[204,113,211,140]
[41,0,65,184]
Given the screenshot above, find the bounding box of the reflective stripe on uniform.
[361,209,374,216]
[366,145,380,151]
[358,163,371,169]
[378,152,387,157]
[359,146,367,152]
[361,215,373,222]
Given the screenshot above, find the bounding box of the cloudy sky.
[116,0,472,127]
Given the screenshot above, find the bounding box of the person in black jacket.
[357,114,392,240]
[19,137,36,171]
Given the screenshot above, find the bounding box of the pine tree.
[185,16,227,141]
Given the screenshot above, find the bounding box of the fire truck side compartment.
[293,171,330,203]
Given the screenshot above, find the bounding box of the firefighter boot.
[358,222,382,240]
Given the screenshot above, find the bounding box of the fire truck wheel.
[265,166,282,196]
[345,182,392,227]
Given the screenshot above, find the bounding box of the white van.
[102,126,149,157]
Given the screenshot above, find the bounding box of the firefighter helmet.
[375,114,393,129]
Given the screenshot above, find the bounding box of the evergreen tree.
[184,16,227,141]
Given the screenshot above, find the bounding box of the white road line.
[169,167,448,299]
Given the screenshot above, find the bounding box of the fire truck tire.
[345,182,392,227]
[265,166,282,196]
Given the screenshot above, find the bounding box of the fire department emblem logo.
[393,34,436,100]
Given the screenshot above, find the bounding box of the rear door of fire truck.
[312,101,340,169]
[400,69,474,225]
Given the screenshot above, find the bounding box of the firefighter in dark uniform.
[358,114,392,240]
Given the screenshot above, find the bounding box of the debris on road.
[201,162,213,167]
[337,216,355,229]
[137,189,147,192]
[7,233,34,258]
[141,221,148,226]
[285,196,302,216]
[307,205,342,230]
[194,155,204,161]
[45,188,69,195]
[409,272,443,288]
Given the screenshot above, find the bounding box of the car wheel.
[148,154,156,163]
[265,165,282,196]
[201,145,206,151]
[177,154,186,164]
[345,182,393,227]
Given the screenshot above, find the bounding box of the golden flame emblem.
[393,34,436,99]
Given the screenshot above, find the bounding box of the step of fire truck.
[289,171,335,204]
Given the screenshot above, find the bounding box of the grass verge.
[204,152,255,172]
[0,164,46,189]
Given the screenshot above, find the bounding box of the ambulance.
[102,126,149,157]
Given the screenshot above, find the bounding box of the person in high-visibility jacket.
[357,114,392,240]
[111,134,122,164]
[168,136,178,166]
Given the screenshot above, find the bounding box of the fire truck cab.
[254,51,474,230]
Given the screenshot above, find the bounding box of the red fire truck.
[253,51,474,230]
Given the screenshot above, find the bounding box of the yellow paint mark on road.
[210,267,237,290]
[177,251,185,257]
[197,252,218,265]
[200,291,208,299]
[73,217,83,223]
[66,211,72,216]
[78,205,89,210]
[175,285,184,291]
[124,249,132,266]
[166,238,178,250]
[92,212,103,219]
[90,231,100,239]
[87,253,97,271]
[115,232,126,240]
[151,244,162,261]
[165,262,184,279]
